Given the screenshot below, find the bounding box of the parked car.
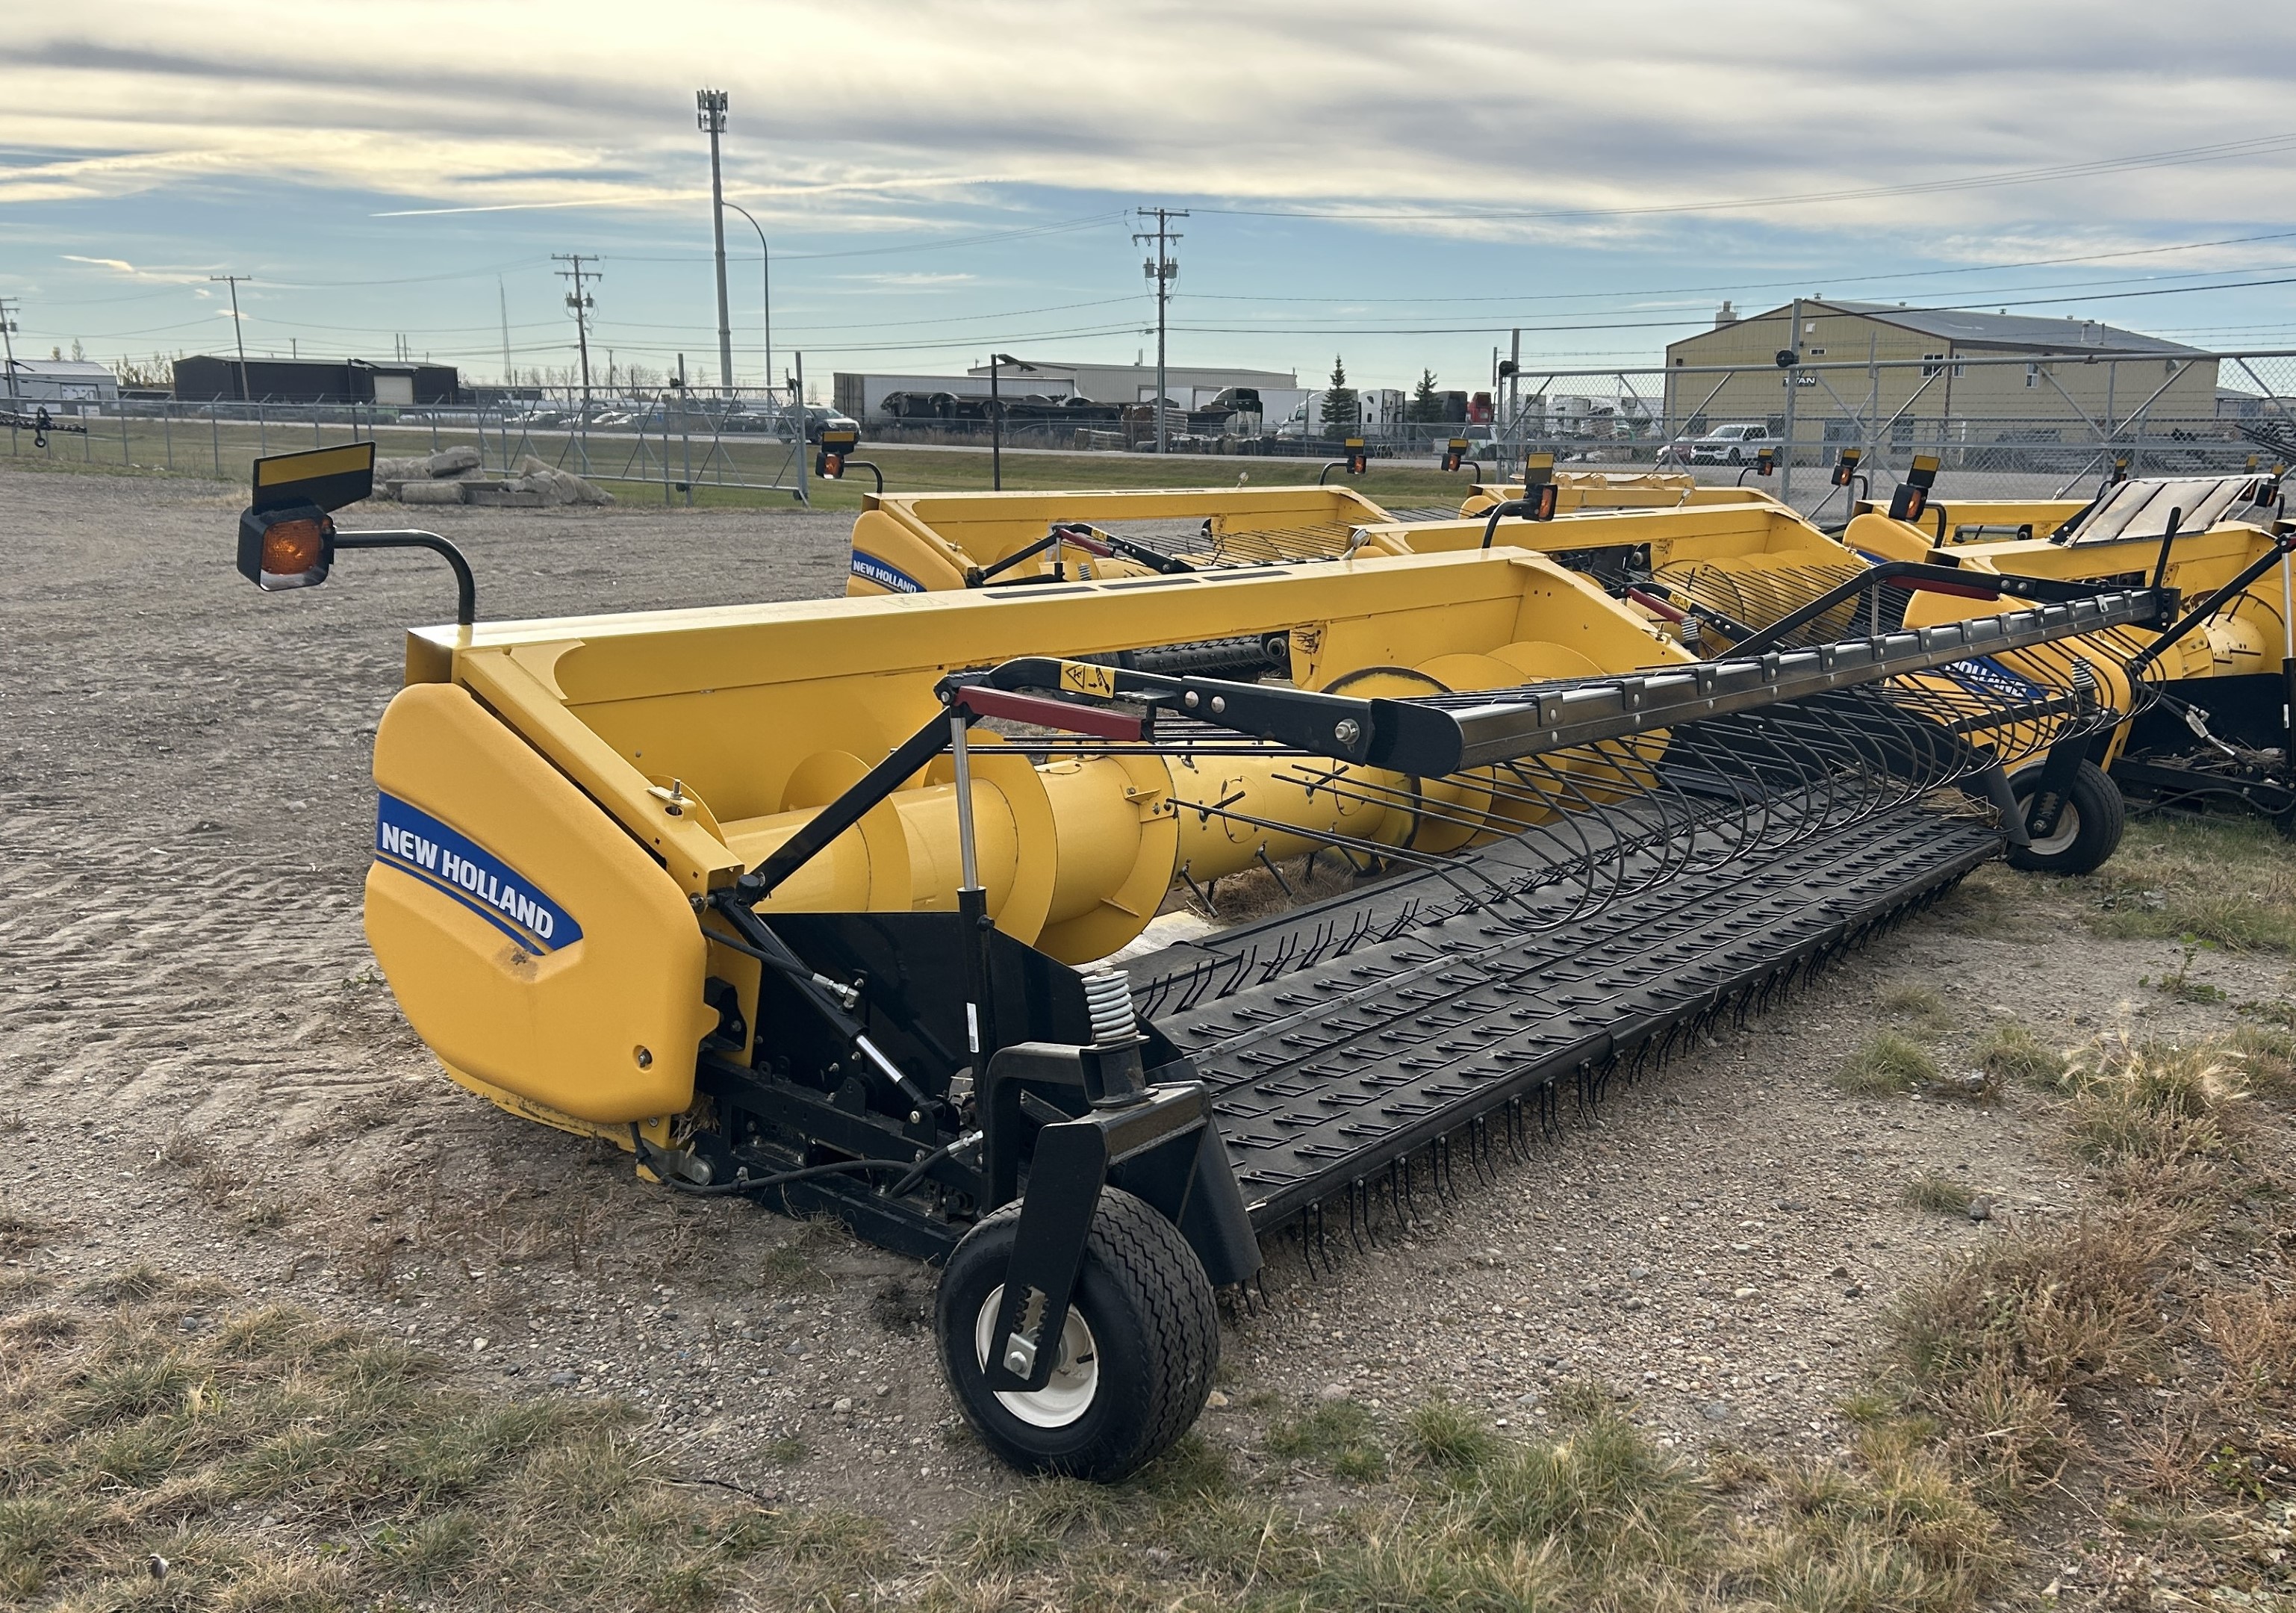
[774,405,860,444]
[1673,422,1779,465]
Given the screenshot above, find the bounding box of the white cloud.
[60,253,214,284]
[839,271,977,286]
[1,1,2291,238]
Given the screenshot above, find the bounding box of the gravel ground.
[0,461,2277,1529]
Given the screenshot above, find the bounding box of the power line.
[1177,229,2296,308]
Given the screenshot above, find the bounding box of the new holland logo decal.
[850,551,925,593]
[374,795,582,954]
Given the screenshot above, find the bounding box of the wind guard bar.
[734,682,1144,903]
[2124,527,2296,676]
[986,582,2171,778]
[1718,559,2146,660]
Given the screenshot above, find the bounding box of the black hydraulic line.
[631,1125,975,1199]
[335,529,477,626]
[842,459,885,494]
[706,894,939,1117]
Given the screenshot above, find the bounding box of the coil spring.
[1083,969,1139,1045]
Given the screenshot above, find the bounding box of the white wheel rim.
[974,1284,1099,1429]
[2017,792,2082,856]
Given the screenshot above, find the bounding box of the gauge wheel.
[936,1187,1218,1481]
[2006,759,2124,874]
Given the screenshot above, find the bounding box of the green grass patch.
[2084,816,2296,952]
[1972,1021,2065,1087]
[1836,1031,1941,1095]
[1265,1399,1387,1482]
[1880,982,1953,1037]
[915,1397,2012,1611]
[1905,1175,1979,1214]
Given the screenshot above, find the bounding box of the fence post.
[163,402,173,471]
[682,412,694,507]
[1778,297,1802,503]
[313,403,322,448]
[211,401,221,476]
[256,397,267,456]
[793,352,809,507]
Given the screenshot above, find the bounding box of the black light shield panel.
[251,441,377,515]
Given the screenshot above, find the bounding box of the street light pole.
[987,353,1028,491]
[721,200,774,417]
[696,89,734,395]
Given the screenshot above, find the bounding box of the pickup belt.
[1128,792,1996,1235]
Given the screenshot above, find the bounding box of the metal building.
[1662,300,2218,445]
[173,355,461,405]
[2,358,119,404]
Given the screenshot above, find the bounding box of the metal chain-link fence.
[11,349,2294,519]
[1,379,821,506]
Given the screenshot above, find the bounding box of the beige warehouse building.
[1662,300,2217,457]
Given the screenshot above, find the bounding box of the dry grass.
[1835,1031,1941,1095]
[1888,1209,2177,1497]
[2056,1034,2246,1202]
[2230,1017,2296,1099]
[0,1279,883,1610]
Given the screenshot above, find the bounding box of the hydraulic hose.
[631,1126,980,1199]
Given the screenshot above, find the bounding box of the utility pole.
[554,254,599,409]
[210,273,250,400]
[1132,207,1186,453]
[697,89,734,394]
[0,298,19,404]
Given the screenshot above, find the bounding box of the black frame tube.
[334,529,476,625]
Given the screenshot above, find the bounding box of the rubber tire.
[2005,758,2125,875]
[935,1186,1219,1482]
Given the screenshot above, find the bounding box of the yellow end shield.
[366,683,717,1123]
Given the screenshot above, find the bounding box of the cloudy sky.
[6,0,2295,394]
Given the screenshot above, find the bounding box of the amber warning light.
[238,505,334,591]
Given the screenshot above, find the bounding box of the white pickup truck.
[1670,421,1779,465]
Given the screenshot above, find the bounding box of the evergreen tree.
[1319,355,1358,430]
[1409,367,1441,423]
